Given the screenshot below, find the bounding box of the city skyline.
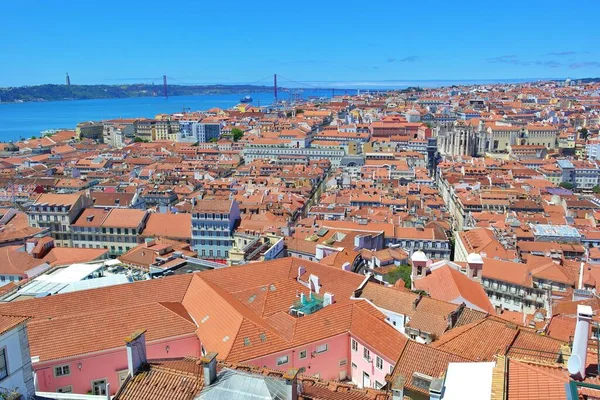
[1,0,599,87]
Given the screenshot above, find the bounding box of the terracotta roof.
[0,273,193,320]
[33,192,83,207]
[191,200,234,213]
[102,208,147,228]
[389,340,469,395]
[350,300,408,361]
[545,315,576,342]
[0,314,29,335]
[413,265,495,313]
[116,357,391,400]
[115,358,203,400]
[433,317,565,363]
[141,213,192,239]
[506,358,569,400]
[28,302,197,362]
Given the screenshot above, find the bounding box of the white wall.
[0,324,35,397]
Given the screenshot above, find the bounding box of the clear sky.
[2,0,599,87]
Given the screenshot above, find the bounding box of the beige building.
[154,119,180,141]
[71,208,148,256]
[28,193,93,247]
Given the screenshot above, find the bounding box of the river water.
[0,90,335,141]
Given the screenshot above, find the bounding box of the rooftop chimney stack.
[429,377,444,400]
[567,304,593,380]
[391,375,406,400]
[283,368,299,400]
[201,352,218,386]
[125,329,147,377]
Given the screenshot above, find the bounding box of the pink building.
[247,334,350,381]
[27,301,200,396]
[34,335,199,395]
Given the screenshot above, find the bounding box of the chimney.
[283,368,299,400]
[309,274,320,294]
[323,292,335,306]
[568,304,593,380]
[125,329,147,377]
[391,375,406,400]
[25,239,37,255]
[201,352,218,386]
[429,377,444,400]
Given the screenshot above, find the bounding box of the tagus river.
[0,90,334,141]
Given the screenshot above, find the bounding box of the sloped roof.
[389,341,469,395]
[413,265,495,313]
[28,302,197,362]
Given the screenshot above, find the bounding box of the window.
[339,359,347,367]
[276,355,289,366]
[92,379,107,396]
[351,339,358,352]
[316,344,328,354]
[376,356,383,370]
[0,349,7,380]
[352,362,358,370]
[54,365,71,377]
[299,350,307,359]
[375,381,384,390]
[57,386,73,393]
[363,348,370,361]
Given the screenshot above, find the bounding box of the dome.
[467,253,484,264]
[411,250,428,262]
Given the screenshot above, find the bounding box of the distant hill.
[0,83,276,102]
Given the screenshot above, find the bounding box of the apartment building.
[191,200,240,262]
[71,208,148,256]
[389,227,451,260]
[154,119,180,141]
[28,193,93,247]
[178,121,221,143]
[133,119,156,141]
[481,258,553,314]
[558,159,600,190]
[76,121,103,142]
[243,142,345,167]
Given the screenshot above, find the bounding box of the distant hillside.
[0,83,276,102]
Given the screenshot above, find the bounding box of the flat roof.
[530,224,581,238]
[36,262,105,284]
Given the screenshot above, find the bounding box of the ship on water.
[240,95,252,103]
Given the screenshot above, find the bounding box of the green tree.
[580,127,589,140]
[231,128,244,142]
[209,137,218,143]
[30,135,37,140]
[593,185,600,194]
[559,182,574,190]
[133,136,149,143]
[386,265,412,288]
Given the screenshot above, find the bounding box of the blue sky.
[1,0,599,87]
